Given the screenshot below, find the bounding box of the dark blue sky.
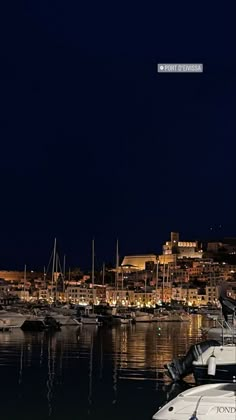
[0,1,235,270]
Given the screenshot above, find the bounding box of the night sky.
[1,1,235,270]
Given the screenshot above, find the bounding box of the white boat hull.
[120,318,131,324]
[153,383,236,419]
[135,316,153,322]
[193,345,236,384]
[49,314,80,326]
[0,311,27,328]
[134,312,153,322]
[80,317,100,325]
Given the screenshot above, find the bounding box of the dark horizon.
[1,1,235,271]
[0,226,235,272]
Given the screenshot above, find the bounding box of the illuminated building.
[66,286,96,304]
[159,231,203,263]
[121,254,157,271]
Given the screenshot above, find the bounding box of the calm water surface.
[0,315,210,420]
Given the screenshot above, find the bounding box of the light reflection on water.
[0,315,210,420]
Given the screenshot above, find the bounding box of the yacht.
[201,287,236,343]
[133,311,153,322]
[79,314,101,325]
[0,309,27,328]
[201,308,236,343]
[46,311,80,326]
[152,383,236,419]
[192,344,236,384]
[78,306,101,325]
[120,316,132,324]
[153,309,190,322]
[166,340,236,384]
[202,323,236,343]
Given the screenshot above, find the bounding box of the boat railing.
[208,316,236,344]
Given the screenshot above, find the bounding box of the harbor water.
[0,315,208,420]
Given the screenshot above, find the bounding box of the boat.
[152,383,236,419]
[110,307,133,324]
[21,316,61,331]
[165,339,236,384]
[79,312,101,325]
[133,311,154,322]
[0,319,13,332]
[199,306,222,319]
[79,317,100,325]
[201,286,236,343]
[79,240,101,326]
[79,306,101,325]
[201,320,236,343]
[45,311,80,326]
[120,316,132,324]
[153,309,191,322]
[0,309,27,328]
[193,344,236,384]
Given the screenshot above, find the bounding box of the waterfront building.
[94,285,106,303]
[65,286,96,304]
[106,289,135,306]
[0,278,10,294]
[207,237,236,255]
[12,290,30,301]
[171,287,198,305]
[152,287,172,304]
[225,284,236,300]
[134,291,156,307]
[106,288,159,307]
[0,270,43,282]
[205,286,219,304]
[38,289,50,301]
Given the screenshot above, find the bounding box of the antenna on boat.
[188,395,203,420]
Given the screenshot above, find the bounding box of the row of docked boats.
[152,286,236,419]
[77,307,191,325]
[0,306,80,330]
[0,305,191,330]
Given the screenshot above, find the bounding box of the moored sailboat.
[80,239,100,325]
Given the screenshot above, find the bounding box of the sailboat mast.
[91,239,95,307]
[55,253,58,302]
[115,239,119,290]
[121,267,124,291]
[23,264,26,300]
[63,255,66,294]
[156,260,159,304]
[51,238,57,302]
[162,261,165,303]
[102,262,105,286]
[92,239,95,287]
